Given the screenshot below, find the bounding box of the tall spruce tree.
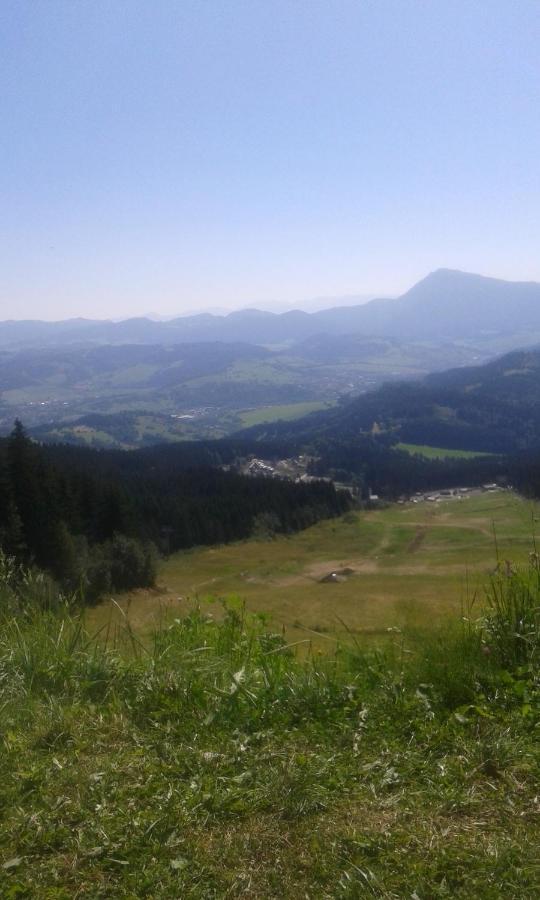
[7,420,42,560]
[0,450,25,557]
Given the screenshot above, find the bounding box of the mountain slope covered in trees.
[0,424,350,599]
[240,345,540,455]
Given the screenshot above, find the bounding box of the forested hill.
[239,345,540,454]
[0,424,350,600]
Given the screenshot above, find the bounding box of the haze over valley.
[3,268,540,447]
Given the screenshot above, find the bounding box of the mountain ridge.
[3,269,540,348]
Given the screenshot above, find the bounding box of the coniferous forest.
[0,422,351,600]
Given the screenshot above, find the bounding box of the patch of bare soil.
[305,559,375,579]
[406,516,493,537]
[408,526,427,553]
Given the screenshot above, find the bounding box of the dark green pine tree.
[45,520,80,591]
[95,484,133,542]
[7,419,62,568]
[0,449,25,558]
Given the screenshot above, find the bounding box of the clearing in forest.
[87,491,539,644]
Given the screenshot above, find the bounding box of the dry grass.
[86,492,539,647]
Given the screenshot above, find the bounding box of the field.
[397,442,494,459]
[238,400,333,427]
[87,491,538,645]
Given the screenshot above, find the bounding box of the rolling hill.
[0,334,489,444]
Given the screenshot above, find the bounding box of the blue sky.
[1,0,539,319]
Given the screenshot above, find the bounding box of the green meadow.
[238,400,333,427]
[88,491,537,645]
[397,442,495,459]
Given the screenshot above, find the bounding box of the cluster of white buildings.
[243,456,357,496]
[406,484,501,504]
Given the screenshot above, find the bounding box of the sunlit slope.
[89,492,537,643]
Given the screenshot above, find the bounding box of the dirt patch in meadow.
[407,526,427,553]
[274,554,492,587]
[303,559,378,581]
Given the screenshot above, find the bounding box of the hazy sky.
[2,1,540,320]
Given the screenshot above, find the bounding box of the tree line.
[307,435,507,499]
[0,423,350,601]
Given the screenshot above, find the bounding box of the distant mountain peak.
[2,270,540,349]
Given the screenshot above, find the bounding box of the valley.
[3,270,540,449]
[0,334,483,447]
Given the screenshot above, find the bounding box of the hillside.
[2,505,540,897]
[0,336,482,444]
[241,345,540,455]
[91,491,535,642]
[0,425,350,598]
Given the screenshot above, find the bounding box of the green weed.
[483,554,540,667]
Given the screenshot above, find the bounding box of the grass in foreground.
[1,554,540,898]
